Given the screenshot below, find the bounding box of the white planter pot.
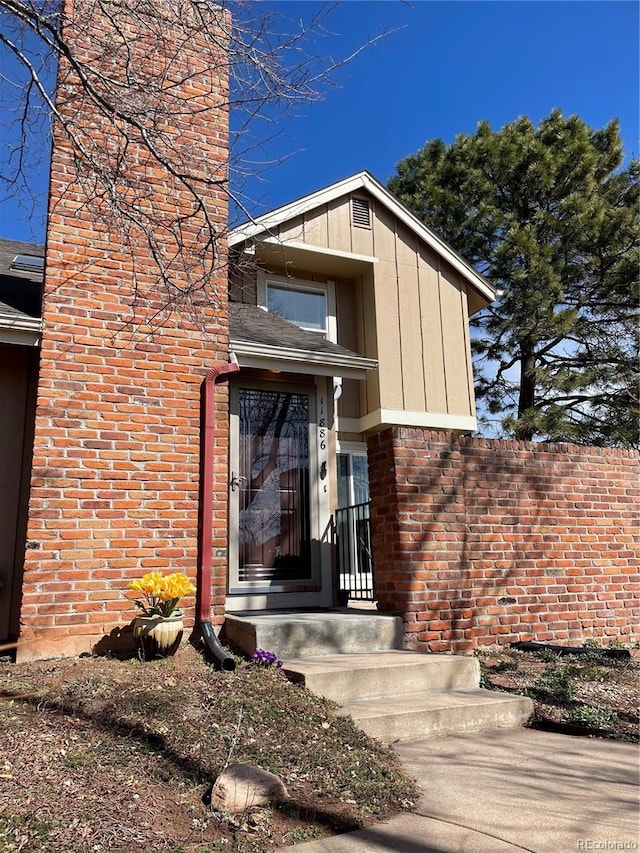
[133,611,184,660]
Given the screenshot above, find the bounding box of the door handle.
[230,472,248,492]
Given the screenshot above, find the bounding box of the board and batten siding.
[235,189,477,426]
[369,202,475,419]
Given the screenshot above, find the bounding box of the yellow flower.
[158,573,196,602]
[128,572,164,596]
[126,571,196,616]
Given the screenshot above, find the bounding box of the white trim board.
[258,237,377,267]
[337,409,477,436]
[0,313,42,346]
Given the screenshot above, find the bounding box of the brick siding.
[368,429,639,652]
[19,2,231,660]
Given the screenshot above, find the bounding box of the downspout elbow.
[198,359,239,671]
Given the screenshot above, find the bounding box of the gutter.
[197,358,239,671]
[0,313,43,347]
[230,340,378,373]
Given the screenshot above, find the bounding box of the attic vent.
[351,197,371,229]
[10,254,44,273]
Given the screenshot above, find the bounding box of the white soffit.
[340,408,478,435]
[254,238,377,277]
[229,171,496,305]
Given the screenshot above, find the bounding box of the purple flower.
[251,648,283,668]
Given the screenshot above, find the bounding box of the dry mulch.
[477,645,639,742]
[0,645,416,853]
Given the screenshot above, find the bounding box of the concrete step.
[342,689,534,743]
[282,650,534,742]
[282,651,481,702]
[224,615,534,741]
[223,610,404,658]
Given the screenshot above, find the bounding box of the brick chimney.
[20,0,231,660]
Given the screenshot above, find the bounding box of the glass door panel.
[235,389,311,585]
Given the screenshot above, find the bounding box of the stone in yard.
[211,764,289,813]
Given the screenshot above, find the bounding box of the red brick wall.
[19,1,231,660]
[368,429,639,652]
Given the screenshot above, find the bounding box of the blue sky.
[0,0,638,241]
[234,0,639,220]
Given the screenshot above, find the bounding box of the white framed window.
[258,272,337,342]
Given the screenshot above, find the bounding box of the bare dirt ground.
[1,642,636,852]
[0,645,416,853]
[477,644,639,742]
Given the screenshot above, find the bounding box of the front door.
[228,384,330,605]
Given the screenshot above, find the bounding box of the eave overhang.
[250,238,377,278]
[0,313,42,346]
[230,339,377,380]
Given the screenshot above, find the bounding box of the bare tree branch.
[0,0,393,333]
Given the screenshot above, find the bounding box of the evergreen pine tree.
[389,111,639,446]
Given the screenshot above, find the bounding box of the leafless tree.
[0,0,384,328]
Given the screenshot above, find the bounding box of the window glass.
[337,452,369,508]
[267,284,327,333]
[337,453,351,508]
[238,389,311,582]
[352,455,370,504]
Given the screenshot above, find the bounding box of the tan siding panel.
[336,279,357,351]
[228,267,244,303]
[368,205,399,410]
[303,206,329,248]
[277,215,305,242]
[261,262,324,284]
[229,265,257,304]
[337,277,362,418]
[339,378,361,420]
[327,197,352,252]
[261,261,289,279]
[350,222,374,256]
[359,269,379,413]
[395,222,418,266]
[371,202,396,262]
[440,265,473,416]
[461,285,477,416]
[396,259,426,411]
[418,250,447,412]
[374,259,403,410]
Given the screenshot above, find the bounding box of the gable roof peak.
[229,171,496,305]
[229,170,377,245]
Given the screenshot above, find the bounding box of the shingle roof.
[0,239,371,370]
[229,302,365,361]
[0,238,44,321]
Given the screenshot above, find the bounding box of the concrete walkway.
[286,728,639,852]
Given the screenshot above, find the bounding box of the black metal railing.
[335,501,375,601]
